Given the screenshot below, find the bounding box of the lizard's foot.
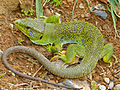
[101,44,118,67]
[50,52,68,67]
[50,55,60,62]
[50,51,62,61]
[103,55,112,67]
[50,56,67,67]
[113,55,118,64]
[103,54,118,67]
[109,62,112,67]
[61,62,66,68]
[50,53,67,62]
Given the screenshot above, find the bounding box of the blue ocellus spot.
[61,37,63,39]
[68,36,71,38]
[29,31,34,37]
[73,36,75,38]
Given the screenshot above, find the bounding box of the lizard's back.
[54,21,103,46]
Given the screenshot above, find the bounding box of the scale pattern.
[12,20,104,78]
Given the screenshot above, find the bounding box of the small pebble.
[99,85,106,90]
[79,3,84,9]
[48,75,54,79]
[64,79,90,89]
[114,84,120,90]
[91,4,107,19]
[44,76,50,81]
[9,23,14,30]
[113,69,117,73]
[108,81,114,89]
[28,72,31,75]
[55,12,61,16]
[84,13,90,18]
[104,77,110,84]
[81,14,85,18]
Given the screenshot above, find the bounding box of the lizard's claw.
[103,55,112,67]
[50,51,63,61]
[112,55,118,64]
[61,62,66,68]
[50,55,60,61]
[50,52,67,67]
[103,54,118,67]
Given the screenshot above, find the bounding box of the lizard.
[2,17,118,88]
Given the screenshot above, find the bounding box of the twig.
[19,0,22,4]
[43,0,47,7]
[14,83,29,87]
[32,65,43,77]
[114,28,120,38]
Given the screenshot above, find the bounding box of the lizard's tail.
[2,46,78,89]
[2,45,102,78]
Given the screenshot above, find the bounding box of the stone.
[99,85,106,90]
[64,79,90,89]
[108,81,114,89]
[114,84,120,90]
[79,3,84,9]
[104,77,110,84]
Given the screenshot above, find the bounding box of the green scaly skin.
[2,17,117,88]
[7,18,103,77]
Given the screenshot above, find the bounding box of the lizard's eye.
[52,43,55,46]
[40,36,43,39]
[26,27,30,29]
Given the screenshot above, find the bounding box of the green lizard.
[2,17,117,88]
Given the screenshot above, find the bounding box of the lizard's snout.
[14,19,21,24]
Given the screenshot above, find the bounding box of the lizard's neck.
[38,23,56,45]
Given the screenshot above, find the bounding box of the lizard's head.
[14,18,45,44]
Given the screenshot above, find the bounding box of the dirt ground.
[0,0,120,89]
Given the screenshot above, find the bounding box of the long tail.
[2,45,102,78]
[2,46,79,89]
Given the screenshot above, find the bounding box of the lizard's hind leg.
[50,44,85,67]
[100,43,118,67]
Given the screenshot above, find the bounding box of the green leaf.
[107,5,111,12]
[72,0,78,19]
[41,74,44,77]
[110,0,117,30]
[36,0,43,18]
[50,0,62,6]
[111,0,116,12]
[114,0,120,8]
[0,74,4,78]
[86,0,91,11]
